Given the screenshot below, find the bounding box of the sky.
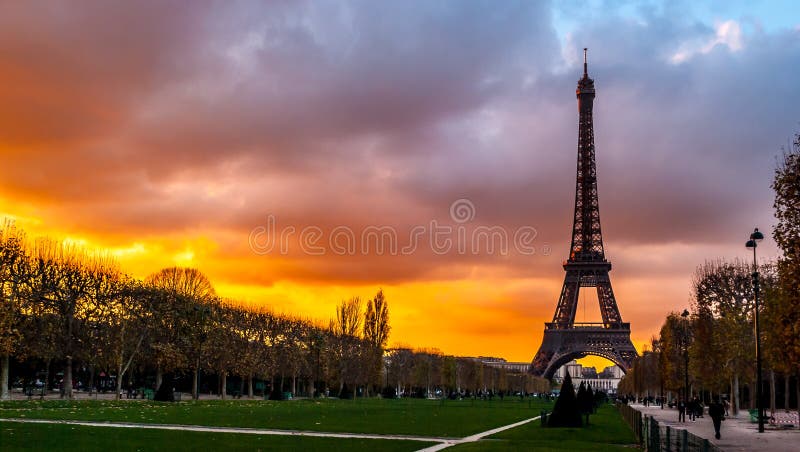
[1,0,798,370]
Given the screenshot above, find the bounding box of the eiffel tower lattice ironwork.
[529,49,638,379]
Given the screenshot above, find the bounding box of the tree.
[204,301,238,399]
[656,313,688,397]
[29,240,115,399]
[146,267,216,398]
[364,290,390,349]
[328,297,365,397]
[363,290,390,394]
[548,371,582,427]
[0,221,28,399]
[577,382,595,424]
[691,260,774,414]
[104,276,154,399]
[331,296,362,337]
[768,133,800,416]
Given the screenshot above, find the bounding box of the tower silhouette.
[530,49,638,378]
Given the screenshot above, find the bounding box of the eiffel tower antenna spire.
[529,49,638,379]
[583,48,588,77]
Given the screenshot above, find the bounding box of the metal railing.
[617,403,722,452]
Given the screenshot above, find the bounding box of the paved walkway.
[416,415,540,451]
[631,403,800,451]
[0,415,541,451]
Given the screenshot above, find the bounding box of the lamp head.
[746,239,756,249]
[750,228,764,242]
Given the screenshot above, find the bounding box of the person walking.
[708,396,725,440]
[678,399,686,422]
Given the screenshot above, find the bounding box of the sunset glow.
[2,1,796,371]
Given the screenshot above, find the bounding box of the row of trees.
[0,222,548,401]
[619,134,800,416]
[383,348,550,398]
[0,223,399,400]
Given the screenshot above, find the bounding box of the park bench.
[748,409,770,424]
[768,412,798,429]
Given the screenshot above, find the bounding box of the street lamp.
[746,227,765,433]
[681,309,690,407]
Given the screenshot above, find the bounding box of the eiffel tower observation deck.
[529,49,638,379]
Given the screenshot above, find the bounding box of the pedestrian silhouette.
[709,396,725,440]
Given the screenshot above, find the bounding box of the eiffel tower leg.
[552,272,581,326]
[596,276,622,325]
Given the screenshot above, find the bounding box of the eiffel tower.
[529,49,638,379]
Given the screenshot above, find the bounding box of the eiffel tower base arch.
[529,324,637,379]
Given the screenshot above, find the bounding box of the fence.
[617,403,722,452]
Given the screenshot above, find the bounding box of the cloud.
[0,1,796,360]
[671,19,743,63]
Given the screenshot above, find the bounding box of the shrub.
[547,371,582,427]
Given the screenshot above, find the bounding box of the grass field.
[0,421,434,451]
[0,397,549,437]
[0,398,638,451]
[449,404,638,451]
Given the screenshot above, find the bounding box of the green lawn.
[449,404,637,451]
[0,421,434,451]
[0,397,550,437]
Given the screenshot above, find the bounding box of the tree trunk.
[247,375,253,398]
[155,366,163,391]
[220,373,227,400]
[0,355,9,400]
[239,378,244,397]
[115,356,124,400]
[62,356,73,399]
[732,374,740,416]
[770,369,776,414]
[784,374,790,410]
[42,359,51,399]
[87,364,94,394]
[291,375,296,396]
[750,379,756,409]
[192,361,199,400]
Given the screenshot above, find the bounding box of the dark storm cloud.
[0,0,795,286]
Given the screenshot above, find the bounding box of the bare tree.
[101,278,153,400]
[363,290,390,394]
[147,267,216,398]
[331,297,362,337]
[30,240,113,399]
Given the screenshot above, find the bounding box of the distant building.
[477,356,529,373]
[581,367,598,379]
[553,360,622,395]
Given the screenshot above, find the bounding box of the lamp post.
[746,227,765,433]
[681,309,690,406]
